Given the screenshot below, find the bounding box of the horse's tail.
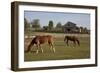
[76,39,80,46]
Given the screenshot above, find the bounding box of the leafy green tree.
[43,26,48,31]
[84,27,88,33]
[79,26,84,33]
[56,22,62,28]
[48,20,54,30]
[31,19,40,28]
[24,18,30,30]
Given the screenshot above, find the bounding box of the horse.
[25,35,55,54]
[64,35,80,46]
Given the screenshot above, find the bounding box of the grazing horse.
[25,35,55,54]
[64,35,80,46]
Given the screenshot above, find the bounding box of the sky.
[24,11,90,29]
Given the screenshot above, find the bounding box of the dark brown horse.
[64,35,80,46]
[25,35,55,54]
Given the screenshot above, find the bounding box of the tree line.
[24,18,89,34]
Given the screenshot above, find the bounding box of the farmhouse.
[63,21,79,33]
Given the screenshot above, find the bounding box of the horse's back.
[65,35,79,41]
[47,35,54,42]
[33,35,53,44]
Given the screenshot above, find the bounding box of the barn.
[63,21,79,33]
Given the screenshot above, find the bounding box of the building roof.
[64,21,76,27]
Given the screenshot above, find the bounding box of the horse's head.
[25,37,36,53]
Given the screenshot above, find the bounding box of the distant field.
[24,32,90,61]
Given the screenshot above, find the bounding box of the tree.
[31,19,40,29]
[48,20,54,30]
[56,22,62,28]
[84,27,88,33]
[24,18,30,30]
[79,26,84,33]
[43,26,48,31]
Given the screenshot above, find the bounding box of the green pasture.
[24,33,90,61]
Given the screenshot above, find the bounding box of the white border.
[18,5,96,68]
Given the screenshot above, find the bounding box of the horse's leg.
[73,40,76,47]
[51,45,55,53]
[36,44,39,54]
[66,40,69,46]
[49,42,55,53]
[51,43,55,53]
[48,42,52,52]
[36,41,40,54]
[39,44,43,53]
[77,40,80,46]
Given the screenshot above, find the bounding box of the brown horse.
[64,35,80,46]
[25,35,55,54]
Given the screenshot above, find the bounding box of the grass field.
[24,32,90,61]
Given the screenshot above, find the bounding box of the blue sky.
[24,11,90,29]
